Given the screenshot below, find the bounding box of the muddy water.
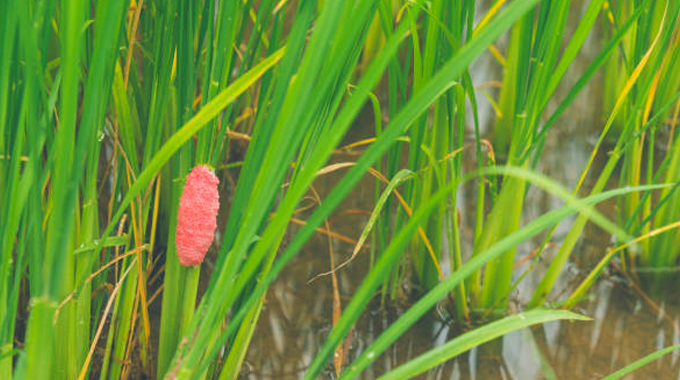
[240,96,680,380]
[240,120,680,379]
[244,272,680,380]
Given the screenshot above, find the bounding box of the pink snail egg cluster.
[175,165,220,267]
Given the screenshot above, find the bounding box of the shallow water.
[240,90,680,380]
[241,147,680,379]
[244,273,680,379]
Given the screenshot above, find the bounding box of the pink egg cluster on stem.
[176,165,220,267]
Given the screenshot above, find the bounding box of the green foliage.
[1,1,679,379]
[608,0,680,276]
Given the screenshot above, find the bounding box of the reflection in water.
[243,119,680,379]
[245,247,680,379]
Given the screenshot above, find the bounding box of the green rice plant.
[308,166,659,380]
[361,0,638,324]
[461,0,617,316]
[0,1,130,379]
[103,0,290,377]
[158,0,659,376]
[0,0,285,378]
[604,0,680,279]
[0,7,27,379]
[160,1,396,376]
[158,1,570,378]
[530,0,680,306]
[3,0,678,379]
[362,0,478,310]
[400,0,474,296]
[362,0,674,327]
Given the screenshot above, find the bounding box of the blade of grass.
[600,343,680,380]
[375,310,589,380]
